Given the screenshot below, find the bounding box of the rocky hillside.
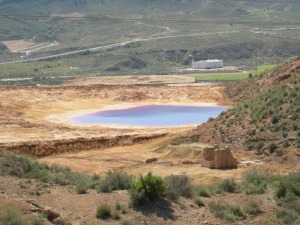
[175,57,300,157]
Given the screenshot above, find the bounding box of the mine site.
[0,1,300,225]
[0,76,238,182]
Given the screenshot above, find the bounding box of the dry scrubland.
[0,59,299,225]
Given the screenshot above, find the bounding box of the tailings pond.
[70,104,227,127]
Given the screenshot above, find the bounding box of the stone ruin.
[201,145,237,169]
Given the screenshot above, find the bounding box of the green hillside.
[177,57,300,155]
[0,0,299,85]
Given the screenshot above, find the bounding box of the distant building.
[192,59,223,69]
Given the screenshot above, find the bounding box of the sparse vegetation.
[194,186,212,197]
[97,170,133,193]
[0,152,100,193]
[194,197,205,207]
[217,178,237,193]
[240,167,268,195]
[96,204,111,220]
[164,174,193,200]
[208,201,245,221]
[129,172,165,205]
[0,207,44,225]
[244,201,261,216]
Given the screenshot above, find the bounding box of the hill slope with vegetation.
[0,0,300,85]
[175,57,300,157]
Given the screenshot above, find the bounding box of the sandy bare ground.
[2,40,36,52]
[62,75,196,86]
[0,82,235,183]
[40,135,253,185]
[0,84,228,144]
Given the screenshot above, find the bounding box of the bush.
[0,208,26,225]
[0,207,44,225]
[96,204,111,219]
[164,174,193,200]
[241,167,269,194]
[218,178,237,193]
[75,180,89,194]
[244,201,261,215]
[98,171,133,193]
[129,172,165,205]
[269,142,277,154]
[208,201,245,221]
[115,203,122,210]
[194,197,205,207]
[194,186,212,197]
[244,183,267,195]
[277,209,300,225]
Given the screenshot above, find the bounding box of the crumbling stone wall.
[201,145,237,169]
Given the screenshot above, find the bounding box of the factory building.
[192,59,223,69]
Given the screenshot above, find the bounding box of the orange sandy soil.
[2,40,36,52]
[62,75,196,86]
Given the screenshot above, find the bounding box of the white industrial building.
[192,59,223,69]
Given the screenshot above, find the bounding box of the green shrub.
[269,142,277,154]
[164,174,193,200]
[75,180,89,194]
[116,203,122,210]
[96,204,111,219]
[218,178,237,193]
[129,172,165,205]
[244,201,261,215]
[194,197,205,207]
[98,171,133,193]
[208,201,245,221]
[244,183,267,195]
[194,186,212,197]
[0,208,26,225]
[276,209,300,225]
[0,208,44,225]
[97,179,112,193]
[241,167,269,194]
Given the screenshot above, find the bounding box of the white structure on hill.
[192,59,223,69]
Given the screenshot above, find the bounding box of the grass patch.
[96,204,111,220]
[208,201,245,221]
[240,167,269,194]
[0,152,101,193]
[194,185,212,197]
[217,178,238,193]
[0,207,44,225]
[194,197,205,207]
[192,64,276,82]
[244,201,261,216]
